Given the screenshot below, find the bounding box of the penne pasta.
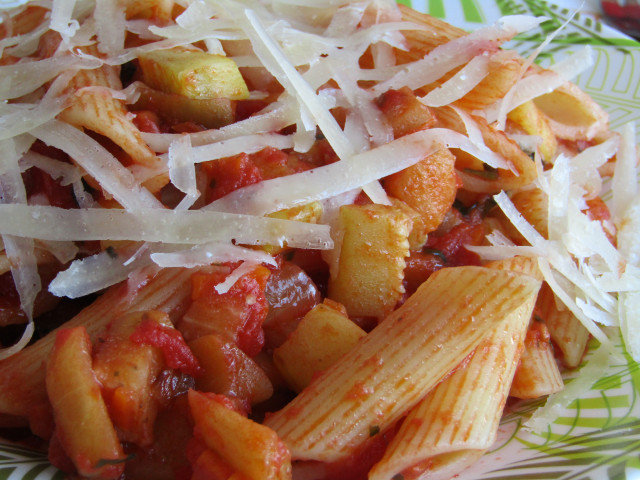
[537,284,590,368]
[59,50,162,170]
[369,285,534,480]
[510,320,564,399]
[265,267,541,462]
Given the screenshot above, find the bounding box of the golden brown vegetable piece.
[133,84,235,129]
[376,86,437,138]
[138,48,250,100]
[189,334,273,407]
[328,203,411,319]
[46,326,126,478]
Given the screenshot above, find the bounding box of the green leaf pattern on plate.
[0,441,63,480]
[0,0,638,479]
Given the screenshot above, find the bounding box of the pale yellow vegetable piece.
[189,390,292,480]
[510,320,564,399]
[327,203,411,319]
[46,326,126,479]
[273,302,366,392]
[138,48,250,100]
[265,266,542,462]
[369,284,534,480]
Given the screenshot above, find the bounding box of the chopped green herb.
[105,246,118,259]
[422,248,447,263]
[392,474,404,480]
[369,425,380,437]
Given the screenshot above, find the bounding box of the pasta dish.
[0,0,638,479]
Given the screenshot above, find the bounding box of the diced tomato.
[131,110,162,133]
[426,215,485,267]
[25,167,76,209]
[202,153,263,202]
[403,211,485,293]
[251,146,291,179]
[235,99,269,121]
[130,319,202,377]
[403,251,447,294]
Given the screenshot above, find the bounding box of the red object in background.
[601,1,640,39]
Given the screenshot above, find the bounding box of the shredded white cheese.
[0,204,333,250]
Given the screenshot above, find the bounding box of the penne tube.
[484,255,543,281]
[396,5,466,60]
[510,320,564,399]
[384,148,458,235]
[507,100,558,163]
[537,284,589,368]
[59,49,162,170]
[434,107,537,193]
[264,266,541,462]
[508,187,549,239]
[0,267,193,421]
[189,390,292,480]
[455,52,521,111]
[369,287,534,480]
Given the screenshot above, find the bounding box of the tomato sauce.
[130,320,202,377]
